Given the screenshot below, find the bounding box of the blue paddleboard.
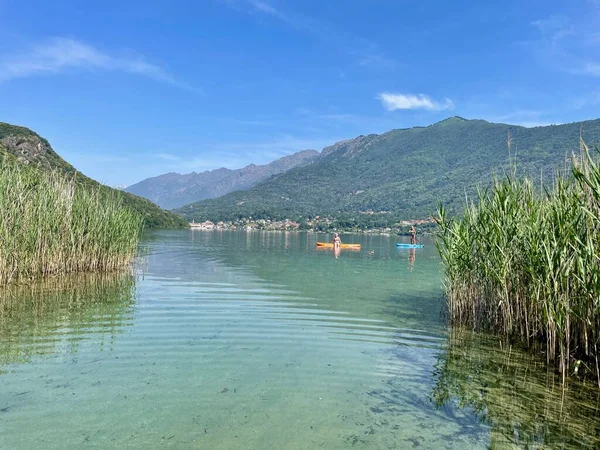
[396,243,424,248]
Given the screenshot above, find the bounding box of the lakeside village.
[189,215,435,234]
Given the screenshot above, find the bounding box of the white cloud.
[569,91,600,109]
[357,54,398,70]
[155,153,182,161]
[580,62,600,76]
[231,118,278,126]
[221,0,398,70]
[137,135,342,178]
[484,109,555,127]
[377,93,454,111]
[530,11,600,78]
[0,37,200,92]
[221,0,287,21]
[249,0,288,20]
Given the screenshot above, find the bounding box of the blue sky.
[1,0,599,186]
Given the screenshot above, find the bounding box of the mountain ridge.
[125,149,320,209]
[173,116,600,226]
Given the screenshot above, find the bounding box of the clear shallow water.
[1,230,599,449]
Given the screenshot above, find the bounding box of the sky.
[1,0,599,186]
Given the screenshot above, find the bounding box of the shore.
[189,217,436,234]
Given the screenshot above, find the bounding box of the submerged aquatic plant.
[0,161,143,284]
[435,139,600,386]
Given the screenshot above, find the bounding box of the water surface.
[1,230,599,449]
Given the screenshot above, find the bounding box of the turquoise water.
[1,230,599,449]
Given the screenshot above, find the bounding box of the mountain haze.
[174,117,600,223]
[0,122,188,228]
[126,150,320,209]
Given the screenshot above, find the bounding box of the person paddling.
[332,232,342,249]
[409,226,417,245]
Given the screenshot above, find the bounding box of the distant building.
[190,220,215,229]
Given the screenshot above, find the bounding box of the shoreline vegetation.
[435,140,600,386]
[0,161,143,285]
[0,121,189,229]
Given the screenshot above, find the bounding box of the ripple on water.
[1,231,598,449]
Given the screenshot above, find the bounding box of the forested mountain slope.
[175,117,600,223]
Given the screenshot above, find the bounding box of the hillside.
[125,149,319,209]
[0,122,188,228]
[174,117,600,225]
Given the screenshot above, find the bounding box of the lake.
[1,230,599,449]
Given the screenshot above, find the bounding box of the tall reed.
[0,161,143,284]
[435,140,600,385]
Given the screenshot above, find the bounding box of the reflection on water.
[0,230,599,449]
[0,272,136,371]
[432,330,600,449]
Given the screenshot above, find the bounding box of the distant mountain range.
[0,122,188,228]
[125,150,320,209]
[173,116,600,223]
[6,116,600,229]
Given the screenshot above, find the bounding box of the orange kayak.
[316,242,361,249]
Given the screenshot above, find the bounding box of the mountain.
[174,117,600,224]
[125,150,320,209]
[0,122,188,228]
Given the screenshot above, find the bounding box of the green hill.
[0,122,188,228]
[174,117,600,226]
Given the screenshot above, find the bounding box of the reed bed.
[0,161,143,284]
[435,140,600,385]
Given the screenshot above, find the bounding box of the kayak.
[316,242,361,249]
[396,243,424,248]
